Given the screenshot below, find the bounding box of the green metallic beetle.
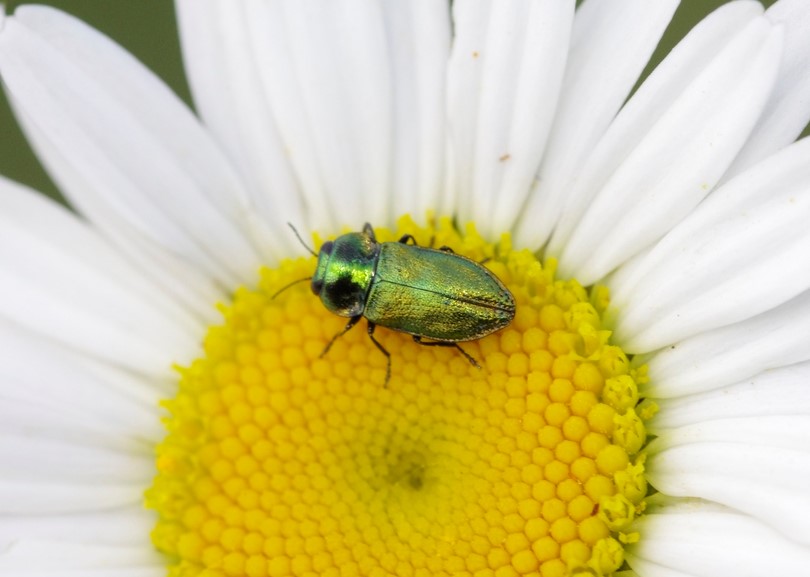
[289,223,515,386]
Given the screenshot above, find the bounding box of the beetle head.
[312,232,378,317]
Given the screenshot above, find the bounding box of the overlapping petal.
[611,137,810,352]
[650,361,810,429]
[642,360,810,562]
[0,540,163,574]
[628,502,810,576]
[0,6,264,299]
[513,0,679,250]
[0,177,203,374]
[0,508,156,551]
[174,1,307,260]
[554,2,782,283]
[648,419,810,544]
[177,0,453,235]
[724,0,810,177]
[446,0,573,238]
[642,290,810,397]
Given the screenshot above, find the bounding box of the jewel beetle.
[286,223,516,386]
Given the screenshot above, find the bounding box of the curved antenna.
[271,276,312,299]
[288,223,317,257]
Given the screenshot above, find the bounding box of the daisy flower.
[1,1,810,576]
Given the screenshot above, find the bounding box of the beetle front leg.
[321,315,362,357]
[398,234,418,245]
[412,336,482,369]
[366,322,392,388]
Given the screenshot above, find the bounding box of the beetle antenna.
[271,277,312,299]
[288,223,317,257]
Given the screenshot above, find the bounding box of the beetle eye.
[311,278,323,295]
[319,241,334,256]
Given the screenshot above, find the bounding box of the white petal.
[629,506,810,575]
[0,481,143,514]
[174,0,306,260]
[0,568,162,576]
[0,507,153,551]
[381,0,451,221]
[446,0,573,238]
[611,137,810,352]
[642,291,810,397]
[649,362,810,431]
[197,0,452,228]
[647,425,810,543]
[547,0,761,260]
[724,0,810,178]
[0,323,164,443]
[0,397,153,456]
[621,560,690,577]
[0,510,157,575]
[651,415,810,455]
[0,178,202,376]
[0,541,162,572]
[0,567,160,577]
[0,7,264,296]
[243,0,395,231]
[555,5,783,284]
[512,0,679,249]
[0,436,152,484]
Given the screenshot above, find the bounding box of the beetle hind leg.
[412,336,482,370]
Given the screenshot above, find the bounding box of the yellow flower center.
[147,216,651,577]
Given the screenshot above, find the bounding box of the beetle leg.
[398,234,418,245]
[321,315,362,357]
[362,223,377,242]
[412,336,482,370]
[436,242,491,268]
[367,322,392,388]
[437,244,490,265]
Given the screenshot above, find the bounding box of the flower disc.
[148,217,649,577]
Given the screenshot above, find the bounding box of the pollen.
[146,216,650,577]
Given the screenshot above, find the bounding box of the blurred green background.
[0,0,785,205]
